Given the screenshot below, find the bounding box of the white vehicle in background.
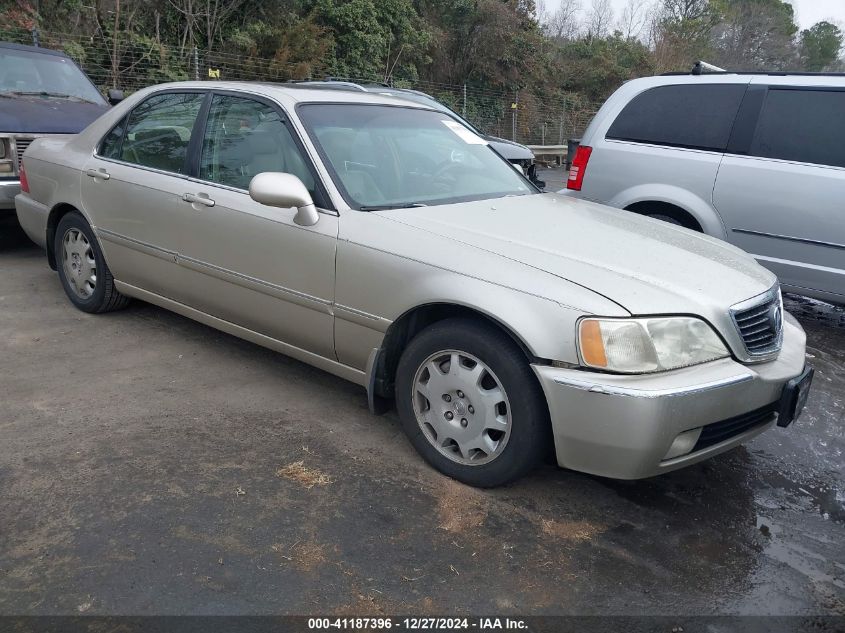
[566,67,845,305]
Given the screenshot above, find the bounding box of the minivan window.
[751,89,845,169]
[118,92,205,173]
[606,84,746,152]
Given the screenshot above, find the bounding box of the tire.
[54,211,129,313]
[646,213,685,227]
[395,318,550,487]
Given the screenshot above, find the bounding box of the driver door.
[171,93,339,358]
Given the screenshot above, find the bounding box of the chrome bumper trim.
[552,371,754,399]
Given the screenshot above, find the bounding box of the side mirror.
[107,89,124,105]
[248,172,319,226]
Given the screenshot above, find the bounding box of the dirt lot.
[1,211,843,617]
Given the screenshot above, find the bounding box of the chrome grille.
[731,287,783,360]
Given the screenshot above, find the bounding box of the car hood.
[374,193,776,317]
[0,95,108,134]
[485,136,534,161]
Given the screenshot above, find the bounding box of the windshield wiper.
[359,202,428,211]
[9,91,97,104]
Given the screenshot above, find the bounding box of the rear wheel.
[395,318,550,487]
[627,202,702,232]
[55,211,129,313]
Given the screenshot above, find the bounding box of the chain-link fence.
[1,27,600,147]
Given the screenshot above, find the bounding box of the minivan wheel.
[395,318,550,487]
[55,211,129,313]
[646,213,685,226]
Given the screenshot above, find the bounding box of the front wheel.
[395,318,550,487]
[55,211,129,313]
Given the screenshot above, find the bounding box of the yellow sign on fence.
[208,68,221,79]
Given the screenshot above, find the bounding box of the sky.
[539,0,845,30]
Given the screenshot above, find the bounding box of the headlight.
[578,317,729,374]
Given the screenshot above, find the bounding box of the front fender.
[334,213,629,371]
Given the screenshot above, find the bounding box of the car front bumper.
[532,312,808,479]
[1,180,20,211]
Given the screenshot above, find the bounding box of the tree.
[710,0,800,70]
[801,21,843,71]
[543,0,582,41]
[618,0,649,41]
[586,0,613,39]
[651,0,716,71]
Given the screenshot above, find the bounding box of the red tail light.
[19,160,29,194]
[567,145,592,191]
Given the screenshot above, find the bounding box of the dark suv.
[0,42,120,214]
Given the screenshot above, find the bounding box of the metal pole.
[560,98,567,144]
[193,46,199,81]
[462,84,467,118]
[542,122,545,145]
[512,90,518,141]
[32,28,40,47]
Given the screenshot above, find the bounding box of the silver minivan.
[566,72,845,305]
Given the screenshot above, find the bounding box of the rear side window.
[119,92,205,173]
[607,84,746,152]
[751,89,845,168]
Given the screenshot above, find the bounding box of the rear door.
[81,90,207,298]
[714,82,845,301]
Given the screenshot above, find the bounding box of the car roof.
[0,41,71,58]
[140,81,440,110]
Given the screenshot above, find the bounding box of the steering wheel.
[431,161,464,191]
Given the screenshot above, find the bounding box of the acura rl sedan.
[15,82,813,487]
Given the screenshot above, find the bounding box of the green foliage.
[801,21,844,72]
[311,0,430,81]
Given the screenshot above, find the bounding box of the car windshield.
[0,48,105,104]
[298,104,534,210]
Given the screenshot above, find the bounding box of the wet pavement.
[0,214,843,618]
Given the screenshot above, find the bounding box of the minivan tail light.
[567,146,592,191]
[19,160,29,194]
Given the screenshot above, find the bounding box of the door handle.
[85,168,110,180]
[182,193,215,207]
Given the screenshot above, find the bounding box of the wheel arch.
[625,200,703,231]
[369,302,539,404]
[610,184,727,239]
[46,203,87,270]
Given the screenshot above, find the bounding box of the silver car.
[565,72,845,305]
[15,82,813,487]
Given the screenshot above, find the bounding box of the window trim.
[94,88,211,178]
[605,83,748,154]
[191,89,334,212]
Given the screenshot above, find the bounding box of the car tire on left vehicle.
[54,211,129,314]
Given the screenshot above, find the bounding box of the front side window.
[751,89,845,168]
[99,115,127,159]
[298,104,533,210]
[199,94,316,195]
[119,92,205,173]
[607,84,746,152]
